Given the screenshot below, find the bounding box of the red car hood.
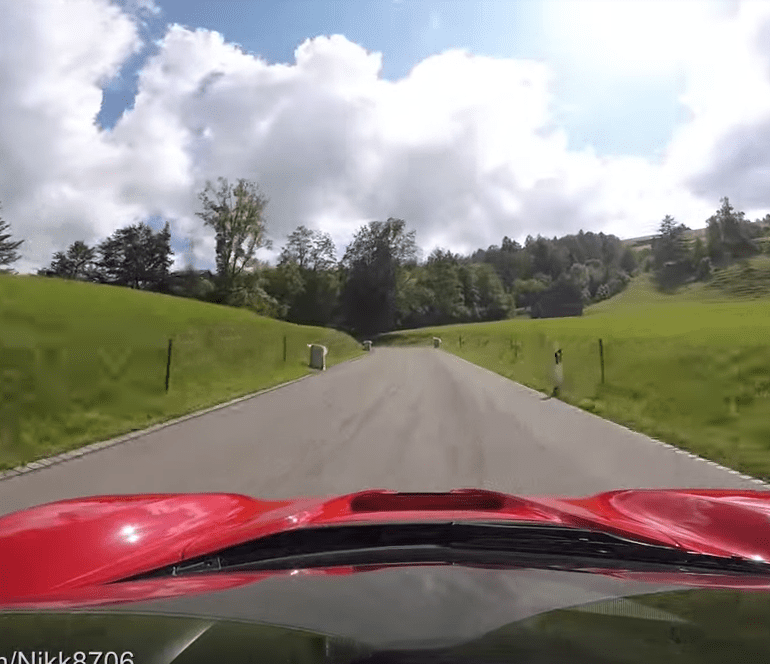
[3,487,770,607]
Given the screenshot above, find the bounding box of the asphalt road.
[0,347,765,517]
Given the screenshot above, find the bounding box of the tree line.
[0,178,639,335]
[5,180,767,336]
[647,197,770,291]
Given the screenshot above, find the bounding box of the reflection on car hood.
[3,487,770,606]
[3,578,770,659]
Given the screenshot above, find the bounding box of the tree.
[222,267,282,316]
[147,221,174,292]
[395,265,433,329]
[37,253,67,278]
[531,277,584,318]
[651,215,692,289]
[513,278,548,309]
[94,222,173,290]
[501,236,520,253]
[584,259,605,297]
[706,197,759,263]
[274,225,339,324]
[261,261,305,320]
[457,263,481,320]
[294,268,340,325]
[165,268,217,301]
[196,177,272,301]
[695,256,712,281]
[706,215,724,264]
[652,216,690,267]
[691,236,706,268]
[280,225,337,272]
[0,205,23,271]
[557,230,614,265]
[473,240,530,291]
[600,233,622,268]
[38,240,97,280]
[567,262,589,291]
[423,250,466,324]
[595,283,610,300]
[619,247,638,274]
[66,241,98,279]
[427,247,462,266]
[527,235,568,281]
[279,225,313,270]
[473,262,510,319]
[309,231,337,271]
[340,218,417,335]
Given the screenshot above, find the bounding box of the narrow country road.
[0,347,764,516]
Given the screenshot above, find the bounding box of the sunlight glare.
[545,0,721,76]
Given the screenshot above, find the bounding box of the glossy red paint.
[0,493,293,601]
[536,489,770,559]
[3,487,770,608]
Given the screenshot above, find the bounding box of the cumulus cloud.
[0,0,142,273]
[666,0,770,212]
[2,0,770,275]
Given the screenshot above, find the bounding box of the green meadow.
[0,274,364,470]
[379,269,770,481]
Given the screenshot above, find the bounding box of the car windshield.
[2,0,770,662]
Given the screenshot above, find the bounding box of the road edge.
[443,350,770,489]
[0,353,369,483]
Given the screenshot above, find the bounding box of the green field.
[379,272,770,481]
[0,275,364,470]
[704,255,770,298]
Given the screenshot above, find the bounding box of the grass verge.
[0,275,364,470]
[378,274,770,481]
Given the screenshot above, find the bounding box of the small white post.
[307,344,328,370]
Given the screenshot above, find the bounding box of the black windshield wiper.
[120,522,770,582]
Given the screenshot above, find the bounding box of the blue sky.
[1,0,767,274]
[99,0,694,159]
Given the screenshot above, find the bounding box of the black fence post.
[459,335,463,347]
[283,335,287,362]
[599,338,605,384]
[165,339,173,392]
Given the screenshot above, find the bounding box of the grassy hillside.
[622,226,708,251]
[704,255,770,298]
[0,275,364,470]
[379,273,770,481]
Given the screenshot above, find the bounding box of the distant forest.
[9,177,766,336]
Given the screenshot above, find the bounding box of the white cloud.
[0,0,143,273]
[1,0,770,275]
[664,0,770,214]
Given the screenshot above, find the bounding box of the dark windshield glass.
[3,588,769,663]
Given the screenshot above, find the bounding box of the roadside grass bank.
[378,275,770,481]
[0,274,364,470]
[703,255,770,299]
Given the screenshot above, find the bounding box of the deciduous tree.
[340,218,417,335]
[196,178,271,301]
